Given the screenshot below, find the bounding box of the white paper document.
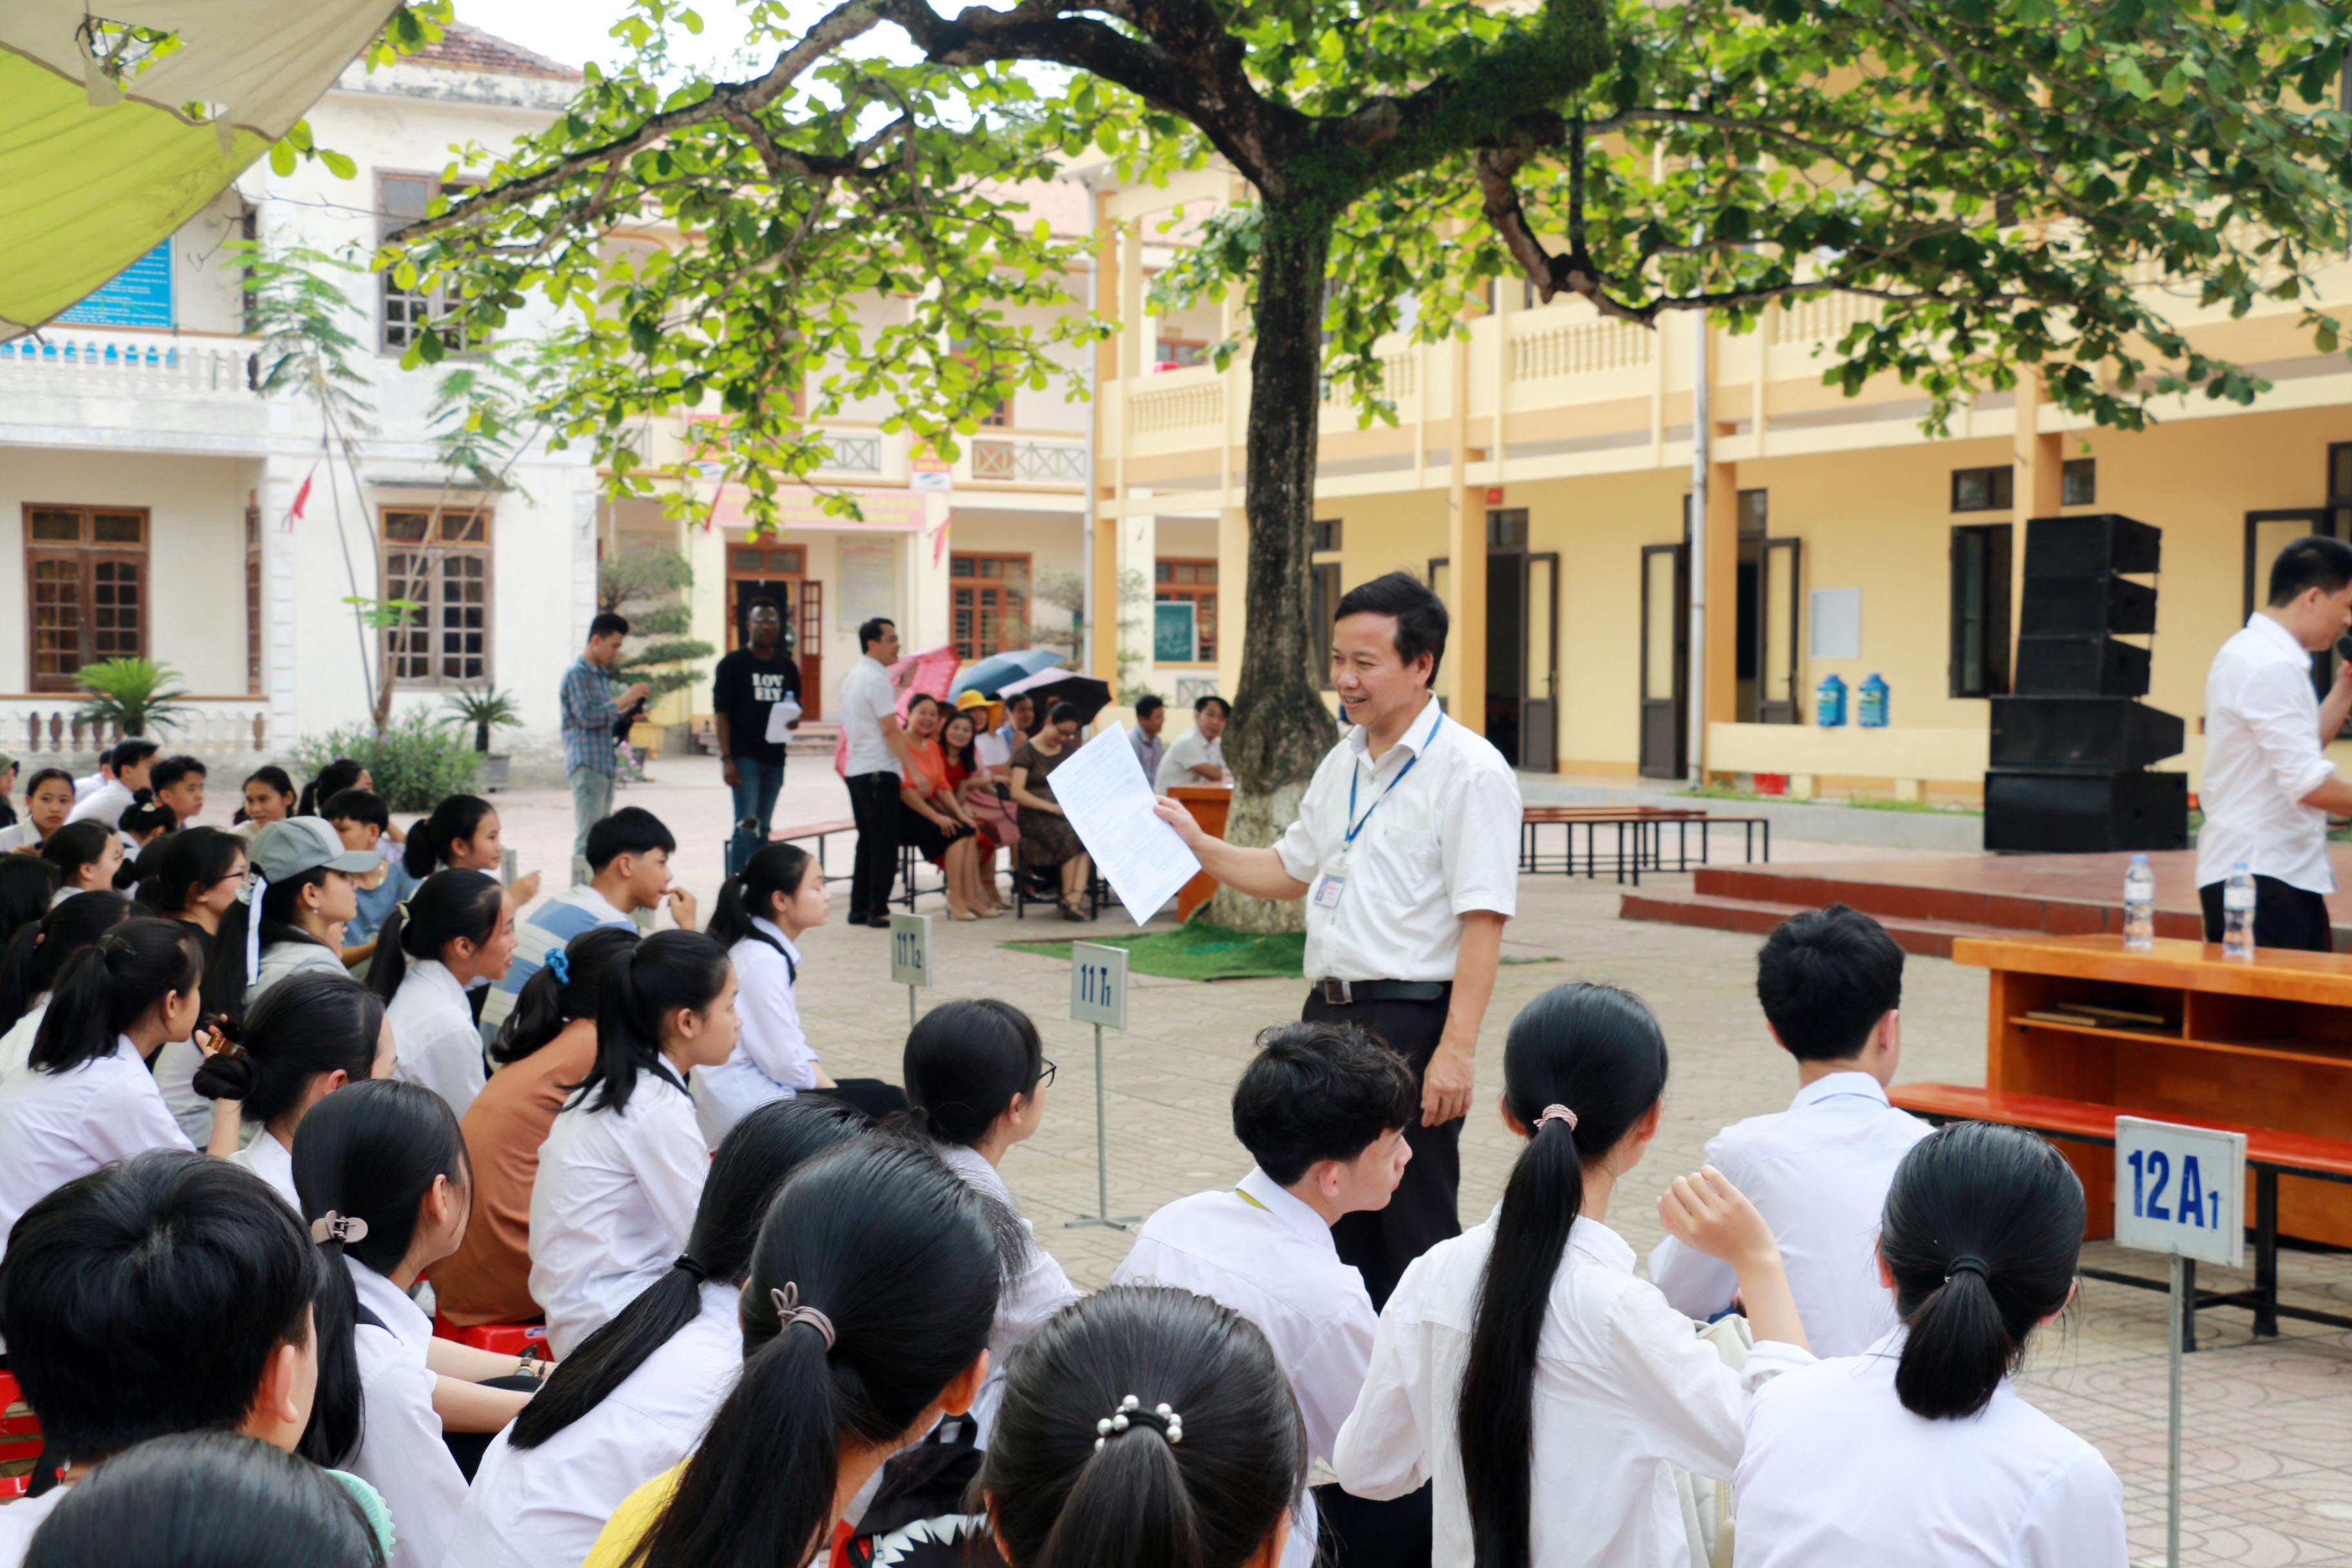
[1050,723,1203,926]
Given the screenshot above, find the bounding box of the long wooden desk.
[1171,785,1231,922]
[1952,933,2352,1244]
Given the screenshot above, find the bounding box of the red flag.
[285,463,318,531]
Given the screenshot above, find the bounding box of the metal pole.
[2168,1252,2184,1568]
[1093,1021,1110,1220]
[909,983,917,1032]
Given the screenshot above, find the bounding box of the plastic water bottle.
[2123,855,2155,952]
[2223,862,2257,961]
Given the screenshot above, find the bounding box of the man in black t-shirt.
[713,598,805,876]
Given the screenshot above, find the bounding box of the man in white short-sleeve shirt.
[839,617,920,930]
[2198,534,2352,951]
[1156,694,1230,792]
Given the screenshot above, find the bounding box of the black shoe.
[865,914,894,928]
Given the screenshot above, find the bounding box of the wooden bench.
[1519,805,1771,883]
[1890,1082,2352,1349]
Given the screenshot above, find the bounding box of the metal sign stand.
[888,913,932,1030]
[2115,1115,2247,1568]
[1068,942,1137,1230]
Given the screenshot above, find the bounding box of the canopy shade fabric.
[0,0,402,339]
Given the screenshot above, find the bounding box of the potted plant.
[74,657,193,738]
[440,684,522,790]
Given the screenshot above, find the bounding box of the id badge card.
[1312,849,1351,910]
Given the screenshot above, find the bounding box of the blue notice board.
[57,239,175,329]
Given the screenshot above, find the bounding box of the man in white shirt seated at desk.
[1155,693,1230,792]
[2198,533,2352,952]
[1110,1019,1416,1568]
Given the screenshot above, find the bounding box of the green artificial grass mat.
[1001,919,1558,983]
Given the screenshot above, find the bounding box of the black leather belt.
[1313,979,1451,1005]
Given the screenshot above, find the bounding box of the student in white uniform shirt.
[1649,905,1932,1358]
[201,817,379,1027]
[1110,1020,1418,1568]
[0,1151,359,1568]
[903,997,1082,1438]
[531,931,740,1357]
[1334,983,1817,1568]
[20,1431,397,1568]
[369,868,518,1119]
[0,890,130,1077]
[0,768,74,855]
[37,820,121,905]
[191,971,394,1208]
[295,1081,544,1568]
[980,1286,1308,1568]
[1736,1123,2127,1567]
[231,765,300,846]
[694,843,904,1143]
[449,1097,872,1568]
[0,919,237,1269]
[63,736,155,829]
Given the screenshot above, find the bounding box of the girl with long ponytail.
[371,868,516,1119]
[1334,983,1816,1567]
[433,925,640,1331]
[39,819,123,904]
[694,843,903,1140]
[1733,1122,2122,1566]
[0,886,131,1066]
[529,930,740,1357]
[983,1286,1306,1568]
[449,1097,873,1568]
[294,1079,537,1568]
[194,970,392,1210]
[401,795,540,908]
[0,918,217,1267]
[580,1138,1000,1568]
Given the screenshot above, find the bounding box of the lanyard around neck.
[1345,704,1444,847]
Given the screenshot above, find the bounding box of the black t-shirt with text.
[712,647,803,765]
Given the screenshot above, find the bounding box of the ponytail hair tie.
[1944,1254,1990,1284]
[310,1211,368,1245]
[673,1253,709,1282]
[770,1282,836,1351]
[1535,1103,1578,1132]
[546,948,571,985]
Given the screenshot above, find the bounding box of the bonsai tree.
[598,548,715,708]
[74,658,192,738]
[440,683,522,753]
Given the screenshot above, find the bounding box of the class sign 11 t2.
[2115,1116,2246,1269]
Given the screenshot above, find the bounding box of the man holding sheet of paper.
[1152,571,1520,1311]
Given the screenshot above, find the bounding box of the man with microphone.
[2199,535,2352,950]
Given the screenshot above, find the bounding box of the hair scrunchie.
[546,947,571,985]
[672,1253,709,1282]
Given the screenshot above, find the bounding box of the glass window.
[378,506,492,685]
[2061,458,2096,507]
[1952,466,2015,513]
[21,504,150,690]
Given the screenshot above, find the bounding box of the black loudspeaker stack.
[1983,514,2190,852]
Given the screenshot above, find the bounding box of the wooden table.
[1171,785,1230,922]
[1953,933,2352,1244]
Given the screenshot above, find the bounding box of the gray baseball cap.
[249,817,381,883]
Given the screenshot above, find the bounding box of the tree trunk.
[1208,206,1341,936]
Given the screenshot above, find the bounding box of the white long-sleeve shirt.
[1109,1166,1377,1568]
[691,923,819,1147]
[1334,1207,1813,1568]
[389,959,487,1119]
[529,1074,707,1357]
[448,1281,745,1568]
[1648,1071,1932,1358]
[940,1142,1082,1442]
[2197,611,2338,893]
[1735,1331,2127,1568]
[346,1257,470,1568]
[0,1034,193,1266]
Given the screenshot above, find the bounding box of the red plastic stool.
[0,1370,46,1496]
[431,1313,549,1359]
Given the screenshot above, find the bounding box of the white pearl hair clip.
[1093,1393,1184,1450]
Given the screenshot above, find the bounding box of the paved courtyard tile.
[480,757,2352,1564]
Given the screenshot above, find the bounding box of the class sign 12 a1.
[2113,1116,2246,1270]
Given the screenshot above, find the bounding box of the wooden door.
[1640,543,1688,777]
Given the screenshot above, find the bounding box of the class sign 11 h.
[2114,1116,2246,1270]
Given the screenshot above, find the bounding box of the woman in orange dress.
[897,694,991,919]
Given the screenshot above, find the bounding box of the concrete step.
[1618,889,2032,960]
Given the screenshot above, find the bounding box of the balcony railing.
[819,433,881,474]
[0,331,255,396]
[2,700,271,760]
[970,436,1086,482]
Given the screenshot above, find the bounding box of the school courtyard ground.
[478,753,2352,1567]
